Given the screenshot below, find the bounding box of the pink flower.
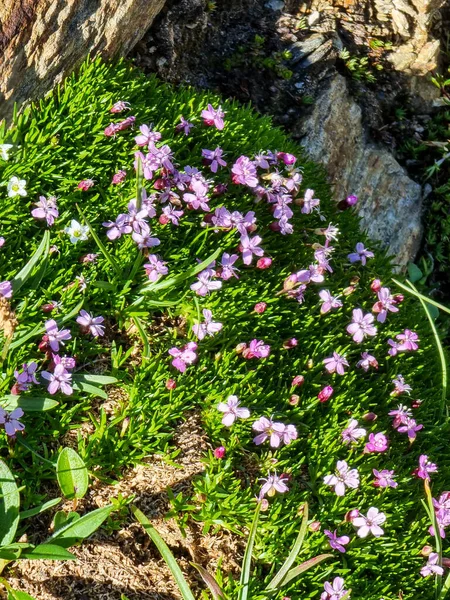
[144,255,168,282]
[202,147,227,173]
[259,472,289,499]
[135,124,162,147]
[323,352,348,375]
[324,529,350,553]
[76,310,105,337]
[415,455,438,481]
[348,242,374,265]
[421,553,444,577]
[256,257,272,269]
[356,352,378,371]
[232,156,259,187]
[388,404,412,429]
[242,339,270,359]
[31,196,59,227]
[318,386,334,403]
[323,460,359,496]
[168,342,198,373]
[373,469,398,488]
[388,329,419,356]
[192,309,223,340]
[77,179,95,191]
[320,577,349,600]
[292,375,305,387]
[397,417,423,442]
[347,309,377,343]
[372,287,399,323]
[110,101,130,113]
[175,116,194,135]
[201,104,225,130]
[352,507,386,538]
[0,281,12,298]
[217,395,250,426]
[341,419,366,445]
[45,319,71,352]
[301,189,320,214]
[219,253,239,280]
[41,364,73,395]
[190,269,222,296]
[319,290,342,314]
[364,432,388,453]
[252,417,296,447]
[111,170,127,185]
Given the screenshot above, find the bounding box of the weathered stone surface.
[290,34,326,64]
[298,74,423,269]
[0,0,166,120]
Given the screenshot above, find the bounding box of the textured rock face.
[0,0,166,120]
[299,74,422,270]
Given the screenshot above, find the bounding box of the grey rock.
[296,38,336,69]
[289,34,326,64]
[308,10,321,26]
[298,74,422,269]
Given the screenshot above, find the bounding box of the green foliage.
[56,447,89,499]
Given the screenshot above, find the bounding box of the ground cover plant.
[0,58,449,600]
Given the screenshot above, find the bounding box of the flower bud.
[307,359,314,369]
[77,179,95,191]
[283,338,298,349]
[38,335,50,352]
[292,375,305,387]
[254,302,267,314]
[345,509,360,522]
[120,417,130,437]
[412,399,423,408]
[277,152,297,165]
[260,498,270,511]
[343,285,356,296]
[269,221,281,232]
[159,214,170,225]
[421,545,433,557]
[318,386,333,403]
[41,303,56,313]
[256,257,272,269]
[235,342,247,354]
[371,279,382,293]
[10,383,21,396]
[362,412,377,422]
[309,521,321,532]
[111,170,126,185]
[289,394,300,406]
[442,557,450,568]
[153,178,166,190]
[213,183,228,196]
[346,194,358,206]
[283,274,298,291]
[393,294,404,304]
[166,379,177,390]
[214,446,226,459]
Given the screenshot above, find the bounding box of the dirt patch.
[7,413,244,600]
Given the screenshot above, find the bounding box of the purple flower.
[373,469,398,488]
[259,473,289,499]
[231,156,259,188]
[134,151,157,180]
[319,290,342,314]
[352,507,386,538]
[348,242,374,266]
[132,229,161,249]
[76,310,105,337]
[111,170,127,185]
[320,577,349,600]
[252,417,287,448]
[391,374,411,396]
[41,364,73,395]
[415,455,438,481]
[212,207,233,229]
[217,395,250,426]
[160,204,184,226]
[297,265,325,284]
[323,352,348,375]
[219,253,239,280]
[397,329,419,351]
[364,432,388,453]
[110,100,130,113]
[421,553,444,577]
[14,362,39,392]
[356,352,378,371]
[253,153,271,169]
[0,407,25,437]
[301,189,320,214]
[347,309,377,343]
[323,460,360,496]
[45,319,71,352]
[240,234,264,265]
[53,354,76,370]
[388,404,412,429]
[144,255,168,282]
[31,196,59,227]
[201,104,225,130]
[372,287,399,323]
[341,419,366,445]
[243,339,270,359]
[318,385,334,402]
[168,342,198,373]
[324,529,350,553]
[397,417,423,442]
[103,214,132,240]
[202,147,227,173]
[184,179,210,212]
[135,124,162,147]
[175,116,194,135]
[0,281,12,298]
[190,268,222,296]
[192,309,223,340]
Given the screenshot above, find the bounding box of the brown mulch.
[6,413,244,600]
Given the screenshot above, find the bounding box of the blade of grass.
[425,480,443,598]
[277,554,333,587]
[135,153,143,211]
[132,316,150,359]
[392,279,450,315]
[266,503,308,590]
[238,501,261,600]
[439,571,450,600]
[191,563,226,600]
[131,506,196,600]
[11,230,50,294]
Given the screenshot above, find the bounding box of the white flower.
[0,144,13,161]
[64,219,89,244]
[7,176,27,197]
[352,507,386,538]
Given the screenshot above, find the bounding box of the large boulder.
[0,0,166,120]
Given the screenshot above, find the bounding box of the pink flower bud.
[345,509,360,522]
[289,394,300,406]
[318,386,334,403]
[154,178,166,190]
[292,375,305,387]
[235,342,247,354]
[362,412,377,422]
[260,498,270,511]
[10,383,21,396]
[111,170,126,185]
[421,545,433,557]
[283,338,298,349]
[254,302,267,314]
[159,214,170,225]
[256,257,272,269]
[214,446,226,459]
[308,521,321,532]
[370,279,382,293]
[41,303,56,313]
[346,194,358,206]
[77,179,95,191]
[442,558,450,568]
[277,152,297,165]
[213,183,228,196]
[166,379,177,390]
[412,399,423,408]
[393,294,404,304]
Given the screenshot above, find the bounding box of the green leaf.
[0,396,58,412]
[131,505,196,600]
[279,554,333,587]
[56,448,89,500]
[11,230,50,294]
[21,544,76,561]
[71,374,117,386]
[0,459,20,546]
[20,497,61,520]
[191,563,226,600]
[238,501,261,600]
[7,590,38,600]
[392,278,450,315]
[407,263,423,283]
[76,204,121,276]
[47,505,113,548]
[439,570,450,599]
[71,380,108,399]
[266,503,308,590]
[132,316,150,359]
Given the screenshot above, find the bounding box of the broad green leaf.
[71,380,108,399]
[56,448,89,500]
[238,501,261,600]
[53,510,80,532]
[279,554,333,587]
[71,374,117,385]
[0,396,58,412]
[191,563,226,599]
[266,503,308,590]
[0,459,20,546]
[21,543,76,560]
[20,497,61,520]
[407,262,423,283]
[131,505,196,600]
[7,590,38,600]
[11,230,50,294]
[47,505,113,548]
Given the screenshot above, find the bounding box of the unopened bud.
[292,375,305,387]
[166,379,177,390]
[345,509,360,522]
[214,446,226,459]
[120,417,130,437]
[235,342,247,354]
[289,394,300,406]
[256,257,272,269]
[309,521,321,532]
[260,499,270,511]
[283,338,298,349]
[363,412,377,422]
[318,386,334,403]
[371,279,382,293]
[254,302,267,314]
[213,183,228,196]
[421,545,433,557]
